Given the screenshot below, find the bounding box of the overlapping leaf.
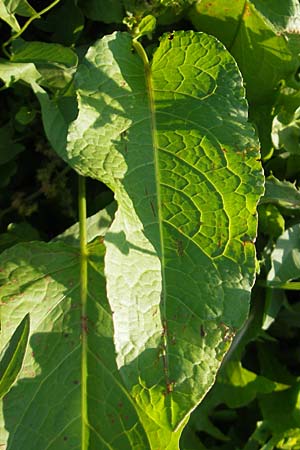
[0,313,30,399]
[0,237,150,449]
[56,30,264,445]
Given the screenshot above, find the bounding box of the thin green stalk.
[257,280,300,290]
[2,0,61,58]
[132,39,170,392]
[78,175,89,448]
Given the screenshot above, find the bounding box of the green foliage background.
[0,1,300,449]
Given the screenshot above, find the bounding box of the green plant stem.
[78,174,89,448]
[257,280,300,290]
[2,0,61,58]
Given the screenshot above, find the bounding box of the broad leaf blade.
[0,239,149,449]
[0,313,30,399]
[64,30,264,445]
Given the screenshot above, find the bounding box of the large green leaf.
[0,238,150,449]
[49,30,263,446]
[188,0,300,103]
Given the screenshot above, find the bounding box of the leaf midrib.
[132,39,169,387]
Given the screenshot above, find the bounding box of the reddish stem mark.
[81,315,88,334]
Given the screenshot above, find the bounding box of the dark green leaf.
[0,125,24,165]
[11,40,78,68]
[35,0,84,46]
[78,0,124,23]
[0,314,30,399]
[258,204,285,239]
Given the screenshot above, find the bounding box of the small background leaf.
[261,175,300,210]
[268,224,300,284]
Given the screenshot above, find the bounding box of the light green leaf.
[268,224,300,284]
[272,106,300,154]
[135,14,157,39]
[3,0,36,17]
[0,58,41,87]
[0,314,30,399]
[0,239,150,449]
[0,1,20,31]
[261,175,300,210]
[55,30,263,445]
[188,0,300,103]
